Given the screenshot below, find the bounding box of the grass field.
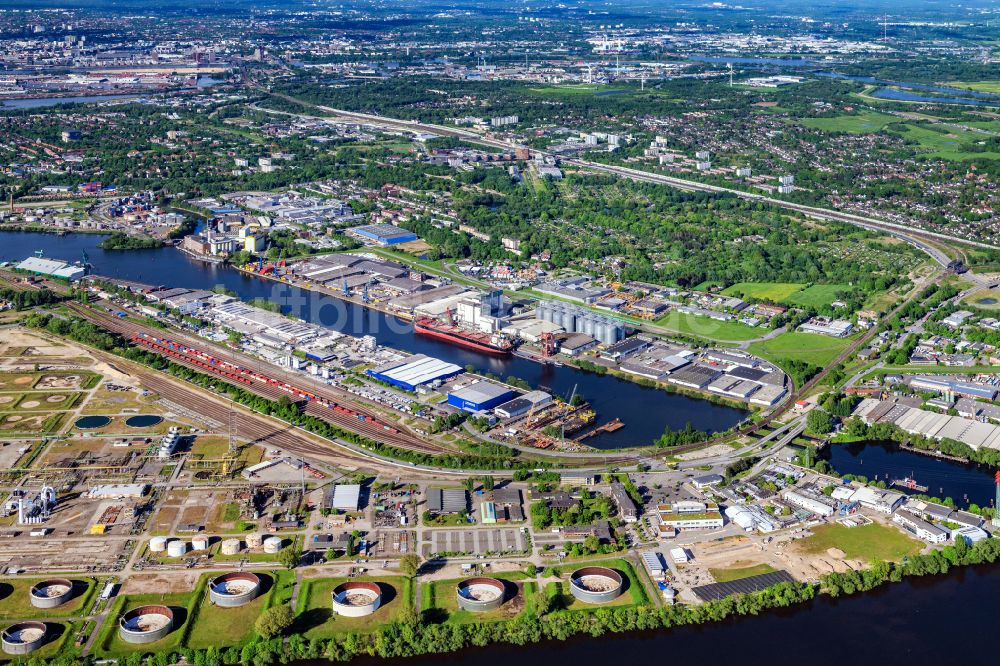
[748,331,853,368]
[185,571,292,649]
[963,288,1000,310]
[528,85,637,97]
[421,578,535,625]
[97,591,195,656]
[294,576,412,638]
[709,563,776,583]
[800,111,899,134]
[795,522,922,562]
[554,558,648,611]
[785,284,851,308]
[654,310,762,342]
[0,577,96,620]
[948,81,1000,94]
[721,282,804,302]
[890,124,1000,161]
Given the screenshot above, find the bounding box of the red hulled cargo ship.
[413,316,514,355]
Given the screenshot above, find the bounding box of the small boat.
[891,476,929,492]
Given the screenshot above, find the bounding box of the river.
[823,440,997,508]
[0,94,144,109]
[0,231,747,448]
[303,561,1000,666]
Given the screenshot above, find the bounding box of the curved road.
[263,93,999,269]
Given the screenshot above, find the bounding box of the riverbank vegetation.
[32,535,1000,666]
[97,232,164,250]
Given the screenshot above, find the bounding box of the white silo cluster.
[150,537,184,557]
[536,300,624,345]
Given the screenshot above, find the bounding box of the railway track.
[293,99,997,261]
[65,303,640,467]
[67,303,448,454]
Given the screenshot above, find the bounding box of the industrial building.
[850,486,906,514]
[87,484,147,499]
[642,551,665,578]
[347,223,418,245]
[329,484,362,512]
[853,398,1000,452]
[724,505,778,533]
[667,364,722,390]
[655,501,724,532]
[427,488,468,514]
[799,317,854,337]
[782,488,836,517]
[535,300,625,345]
[447,381,516,412]
[15,257,86,281]
[366,354,464,391]
[893,512,948,543]
[494,391,553,419]
[908,376,997,401]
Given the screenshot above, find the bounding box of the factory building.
[782,489,835,517]
[535,300,625,345]
[328,484,362,512]
[494,391,553,419]
[347,223,418,246]
[87,484,147,499]
[908,376,997,401]
[447,381,516,412]
[655,501,724,532]
[850,486,906,514]
[367,354,464,391]
[642,551,665,578]
[893,512,948,544]
[724,505,778,533]
[853,398,1000,452]
[15,257,86,281]
[427,488,468,514]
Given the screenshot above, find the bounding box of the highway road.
[270,95,999,271]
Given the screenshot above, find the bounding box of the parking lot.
[426,528,526,556]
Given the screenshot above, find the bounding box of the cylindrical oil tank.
[118,605,174,645]
[149,536,168,553]
[208,572,261,607]
[568,566,624,604]
[456,577,506,613]
[263,537,283,554]
[245,533,264,549]
[191,535,210,551]
[166,540,187,558]
[2,621,47,655]
[29,579,73,609]
[331,581,382,617]
[220,538,242,556]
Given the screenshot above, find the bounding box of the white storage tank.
[245,533,264,549]
[220,538,242,556]
[191,535,210,551]
[149,536,168,553]
[166,540,187,558]
[263,537,283,554]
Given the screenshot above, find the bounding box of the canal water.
[0,231,747,448]
[822,440,997,509]
[303,562,1000,666]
